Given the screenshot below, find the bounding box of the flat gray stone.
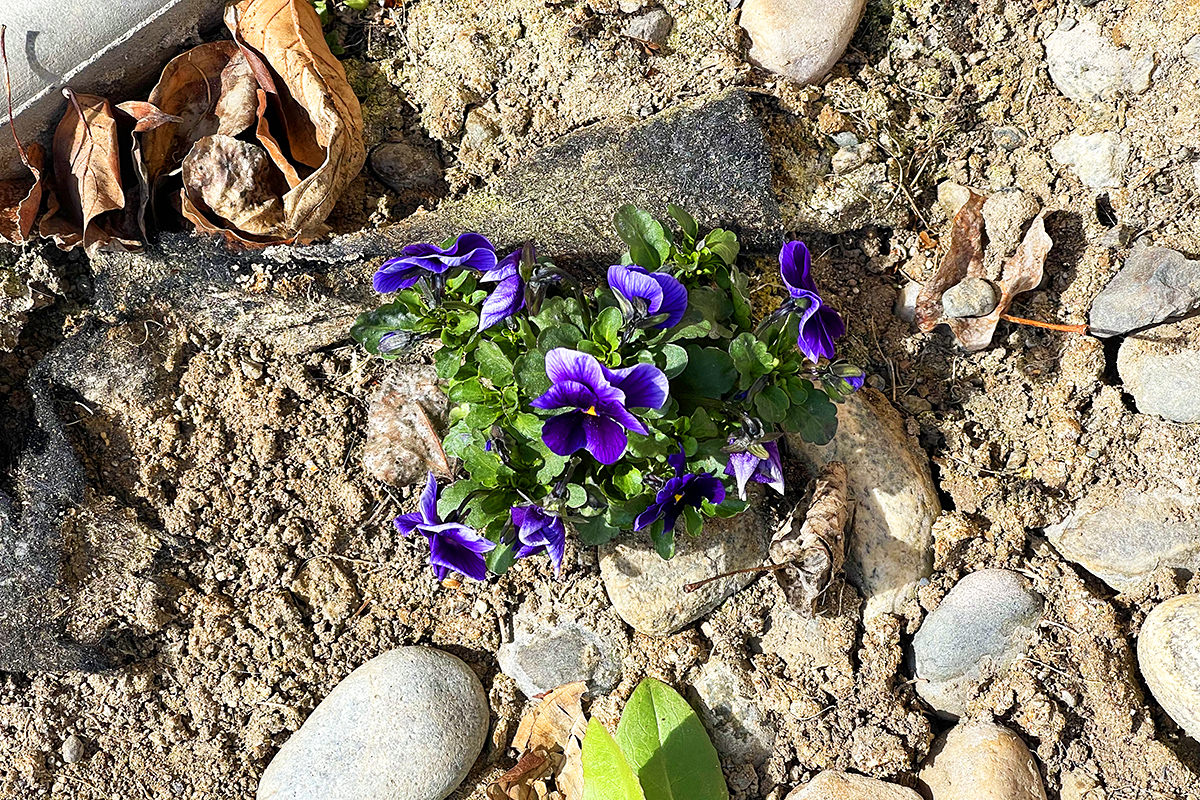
[1043,20,1152,104]
[257,647,489,800]
[1052,132,1129,189]
[497,612,624,698]
[790,389,938,619]
[912,569,1042,718]
[691,658,777,765]
[599,498,771,637]
[1089,247,1200,337]
[1046,488,1200,591]
[0,0,226,178]
[622,8,674,45]
[941,277,997,319]
[1117,316,1200,423]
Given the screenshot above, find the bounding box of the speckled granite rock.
[790,389,938,619]
[785,771,921,800]
[599,496,771,636]
[912,569,1043,717]
[1046,488,1200,591]
[256,647,488,800]
[1090,247,1200,337]
[920,721,1047,800]
[1138,594,1200,741]
[497,609,625,698]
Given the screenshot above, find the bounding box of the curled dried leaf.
[915,190,985,333]
[227,0,366,241]
[0,143,43,244]
[769,461,850,617]
[493,682,588,800]
[513,682,588,755]
[181,134,286,242]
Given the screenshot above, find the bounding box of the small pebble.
[992,126,1026,151]
[786,770,921,800]
[1138,593,1200,741]
[941,277,998,319]
[61,735,85,764]
[739,0,866,84]
[622,7,674,44]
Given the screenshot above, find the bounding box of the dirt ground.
[3,0,1200,797]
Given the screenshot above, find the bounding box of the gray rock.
[622,8,674,45]
[912,569,1043,717]
[785,771,922,800]
[1117,315,1200,423]
[1052,132,1130,189]
[1099,223,1136,250]
[257,647,488,800]
[691,658,777,765]
[739,0,866,84]
[599,497,771,636]
[982,190,1039,257]
[497,610,624,698]
[790,389,939,619]
[61,734,85,764]
[941,277,998,319]
[1046,488,1200,591]
[1185,35,1200,68]
[894,280,921,324]
[368,141,446,198]
[86,88,781,356]
[992,127,1026,152]
[1043,20,1153,103]
[1137,594,1200,742]
[1089,246,1200,337]
[0,0,226,178]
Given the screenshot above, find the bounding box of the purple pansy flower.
[779,241,846,363]
[635,449,726,533]
[607,264,688,329]
[531,348,669,465]
[511,504,567,575]
[479,248,524,331]
[373,233,498,293]
[394,472,496,582]
[724,439,785,500]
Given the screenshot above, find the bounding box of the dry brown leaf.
[491,683,588,800]
[39,90,136,253]
[0,26,45,244]
[915,189,1054,352]
[769,462,850,616]
[915,189,986,333]
[227,0,366,241]
[140,42,260,203]
[255,89,302,189]
[181,134,289,246]
[513,682,588,754]
[116,101,180,239]
[487,750,556,800]
[558,734,585,800]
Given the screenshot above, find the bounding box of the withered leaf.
[181,134,286,243]
[915,190,986,333]
[513,682,588,755]
[0,142,44,244]
[39,91,135,253]
[769,461,849,617]
[228,0,366,241]
[491,682,588,800]
[487,750,556,800]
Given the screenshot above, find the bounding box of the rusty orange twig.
[999,314,1089,334]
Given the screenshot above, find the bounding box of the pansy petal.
[543,348,608,392]
[530,380,597,411]
[779,240,817,296]
[598,400,648,435]
[372,263,423,293]
[419,472,440,522]
[604,362,668,410]
[429,533,490,582]
[426,523,497,553]
[724,451,759,500]
[607,265,665,314]
[479,273,525,331]
[542,413,589,456]
[634,499,666,531]
[583,415,628,464]
[393,512,423,537]
[480,249,520,283]
[699,474,726,505]
[649,272,688,328]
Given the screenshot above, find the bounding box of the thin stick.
[62,87,93,143]
[683,562,789,593]
[1000,314,1089,334]
[0,25,30,162]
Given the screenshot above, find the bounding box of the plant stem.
[999,314,1089,334]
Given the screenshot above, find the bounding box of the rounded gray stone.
[1138,593,1200,742]
[941,277,998,319]
[256,647,489,800]
[912,569,1043,717]
[497,615,623,698]
[599,498,771,637]
[1090,246,1200,337]
[739,0,865,84]
[691,658,777,765]
[622,8,674,45]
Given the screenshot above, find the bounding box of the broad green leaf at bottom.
[583,719,647,800]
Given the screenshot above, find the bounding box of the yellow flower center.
[674,493,684,502]
[584,405,598,416]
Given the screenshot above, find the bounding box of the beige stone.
[920,721,1047,800]
[739,0,866,84]
[1138,594,1200,741]
[786,770,921,800]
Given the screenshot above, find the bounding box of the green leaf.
[515,351,551,397]
[700,229,739,266]
[476,340,514,386]
[536,451,569,484]
[464,402,501,429]
[350,302,427,355]
[659,343,689,378]
[613,466,643,498]
[649,521,675,560]
[575,515,620,546]
[583,719,647,800]
[688,407,719,439]
[343,0,370,9]
[448,378,487,404]
[682,505,704,537]
[615,679,728,800]
[436,480,482,519]
[754,385,789,424]
[614,205,670,269]
[539,323,585,352]
[486,539,517,575]
[512,412,544,440]
[434,345,462,379]
[592,306,624,349]
[566,484,588,508]
[666,204,699,242]
[729,333,774,382]
[784,388,839,445]
[462,444,508,487]
[688,287,733,325]
[676,346,737,398]
[728,268,752,330]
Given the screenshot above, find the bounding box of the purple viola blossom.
[510,504,567,575]
[634,448,726,533]
[724,439,785,500]
[844,373,866,391]
[373,233,498,293]
[531,348,668,465]
[607,264,688,329]
[394,472,496,582]
[779,241,847,363]
[479,248,524,331]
